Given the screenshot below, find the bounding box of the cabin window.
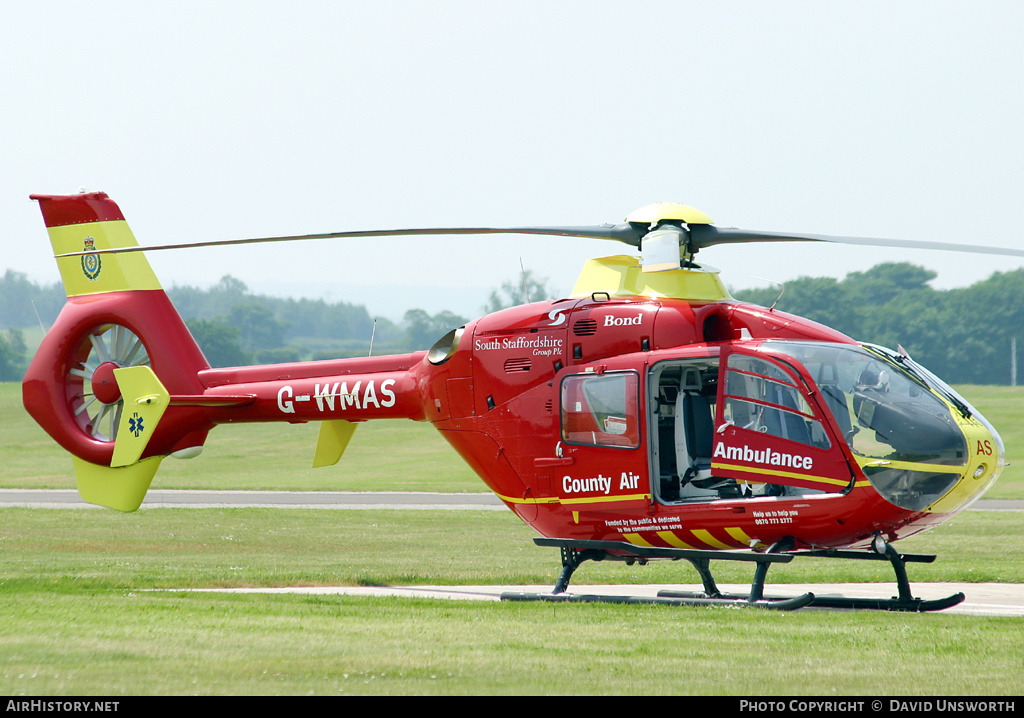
[560,372,640,448]
[723,354,830,450]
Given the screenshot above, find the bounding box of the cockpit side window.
[723,355,830,450]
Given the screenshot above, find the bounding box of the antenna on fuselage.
[31,300,48,333]
[753,276,785,311]
[520,258,531,304]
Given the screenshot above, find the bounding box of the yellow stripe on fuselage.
[692,529,734,549]
[712,462,851,488]
[622,533,654,547]
[657,531,695,549]
[725,527,754,546]
[494,491,651,506]
[557,492,651,505]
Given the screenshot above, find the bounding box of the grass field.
[1,507,1023,696]
[3,382,1024,695]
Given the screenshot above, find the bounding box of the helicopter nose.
[928,419,1005,514]
[859,410,1005,515]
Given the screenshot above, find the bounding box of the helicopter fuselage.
[73,256,997,554]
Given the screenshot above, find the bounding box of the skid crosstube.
[500,537,811,611]
[500,537,965,612]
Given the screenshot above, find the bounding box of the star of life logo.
[128,412,144,437]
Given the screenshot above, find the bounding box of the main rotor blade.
[690,225,1024,258]
[53,223,644,258]
[51,213,1023,261]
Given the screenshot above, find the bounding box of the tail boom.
[199,354,428,424]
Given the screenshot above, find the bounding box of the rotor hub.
[91,361,123,405]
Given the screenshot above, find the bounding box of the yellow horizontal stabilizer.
[313,420,358,468]
[73,455,163,512]
[111,365,170,468]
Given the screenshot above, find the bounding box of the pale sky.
[3,1,1023,321]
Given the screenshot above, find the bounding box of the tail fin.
[23,192,212,511]
[29,192,162,298]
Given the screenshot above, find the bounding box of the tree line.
[0,269,556,378]
[0,263,1020,385]
[732,262,1024,386]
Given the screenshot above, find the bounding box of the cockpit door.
[712,348,854,494]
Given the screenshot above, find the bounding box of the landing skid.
[500,536,964,612]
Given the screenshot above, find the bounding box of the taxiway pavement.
[170,582,1024,617]
[1,489,1020,511]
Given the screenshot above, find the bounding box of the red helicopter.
[22,192,1023,611]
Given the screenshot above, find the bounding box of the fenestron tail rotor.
[49,198,1024,273]
[67,324,151,443]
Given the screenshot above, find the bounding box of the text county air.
[562,471,642,496]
